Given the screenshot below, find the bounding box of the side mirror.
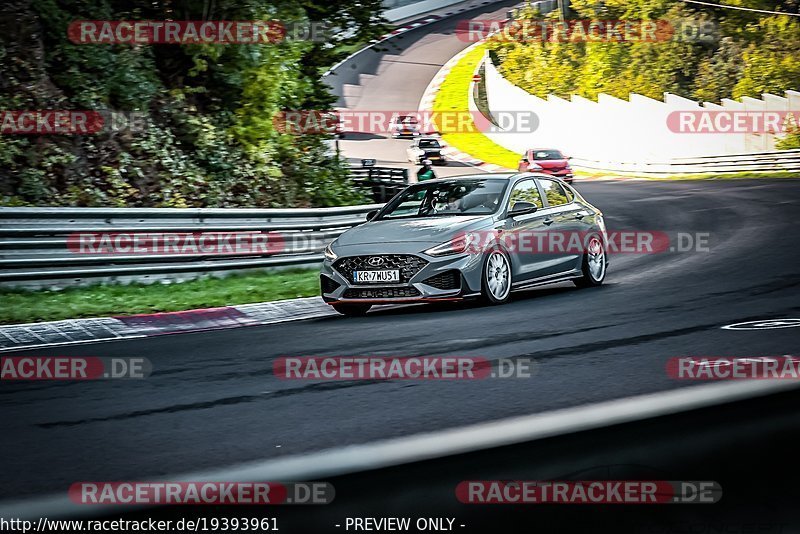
[366,210,379,221]
[567,156,572,160]
[521,158,529,163]
[508,201,537,217]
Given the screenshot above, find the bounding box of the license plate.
[354,270,400,283]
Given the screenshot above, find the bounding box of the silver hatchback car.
[320,173,608,316]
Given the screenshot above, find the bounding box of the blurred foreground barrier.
[4,380,800,529]
[0,205,381,289]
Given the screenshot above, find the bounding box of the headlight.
[323,242,338,261]
[424,234,472,257]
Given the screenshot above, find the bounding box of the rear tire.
[332,304,372,317]
[574,235,606,288]
[480,249,512,305]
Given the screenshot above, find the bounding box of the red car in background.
[518,148,574,183]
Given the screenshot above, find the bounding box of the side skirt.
[511,270,582,291]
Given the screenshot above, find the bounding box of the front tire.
[480,249,512,305]
[574,235,606,288]
[332,304,372,316]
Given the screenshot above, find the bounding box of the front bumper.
[541,169,574,182]
[392,130,421,138]
[320,249,483,305]
[425,154,447,165]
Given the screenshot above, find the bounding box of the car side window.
[538,179,570,207]
[508,179,543,209]
[561,184,575,203]
[384,189,427,218]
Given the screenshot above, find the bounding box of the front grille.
[320,275,340,294]
[343,287,421,299]
[422,270,461,290]
[334,255,428,284]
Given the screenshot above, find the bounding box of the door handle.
[573,211,589,219]
[543,218,555,226]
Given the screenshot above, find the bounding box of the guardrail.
[571,149,800,175]
[0,205,381,289]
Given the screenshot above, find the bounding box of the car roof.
[419,172,566,183]
[417,173,515,183]
[515,171,569,181]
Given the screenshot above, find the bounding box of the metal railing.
[349,166,410,202]
[570,149,800,175]
[0,204,382,289]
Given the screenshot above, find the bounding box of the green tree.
[490,1,799,107]
[1,0,383,207]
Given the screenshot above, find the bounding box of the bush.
[490,0,799,105]
[0,0,381,208]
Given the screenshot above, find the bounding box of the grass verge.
[0,269,320,325]
[433,45,520,170]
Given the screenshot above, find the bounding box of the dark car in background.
[407,137,447,165]
[389,115,422,138]
[519,149,574,183]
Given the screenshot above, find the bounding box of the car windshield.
[395,115,418,124]
[419,139,440,148]
[532,150,564,160]
[378,179,508,219]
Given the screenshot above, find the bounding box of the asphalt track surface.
[336,0,519,175]
[3,178,800,499]
[3,0,800,507]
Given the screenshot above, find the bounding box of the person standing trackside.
[416,159,436,181]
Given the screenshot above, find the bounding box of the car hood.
[535,159,569,169]
[334,216,493,247]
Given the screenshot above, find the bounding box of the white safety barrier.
[481,52,800,173]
